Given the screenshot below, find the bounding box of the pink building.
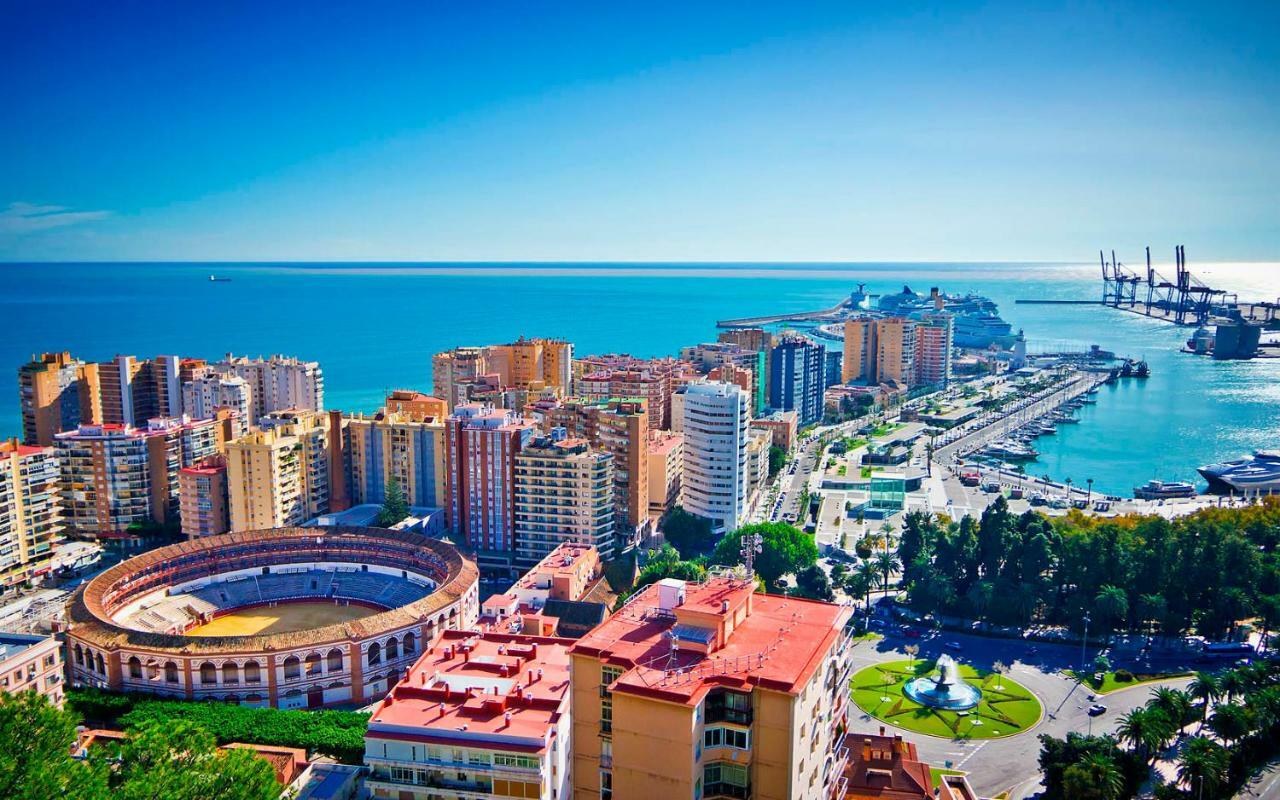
[0,632,64,707]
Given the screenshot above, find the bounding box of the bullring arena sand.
[183,601,377,637]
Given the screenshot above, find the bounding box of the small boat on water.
[209,275,232,282]
[1134,480,1197,500]
[1134,360,1150,378]
[985,440,1038,461]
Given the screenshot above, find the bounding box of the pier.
[715,301,848,328]
[1097,245,1280,327]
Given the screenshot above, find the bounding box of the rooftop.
[0,631,51,662]
[367,629,573,750]
[570,577,850,706]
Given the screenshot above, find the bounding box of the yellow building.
[226,410,330,531]
[843,318,917,387]
[0,440,62,589]
[433,338,574,410]
[570,577,855,800]
[345,409,447,509]
[17,352,84,446]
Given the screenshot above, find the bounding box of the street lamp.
[1080,613,1091,676]
[1086,478,1094,505]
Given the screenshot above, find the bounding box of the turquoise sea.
[2,262,1277,495]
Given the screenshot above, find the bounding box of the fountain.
[902,654,982,710]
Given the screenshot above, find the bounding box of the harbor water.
[1,261,1277,496]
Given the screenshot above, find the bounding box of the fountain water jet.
[902,654,982,710]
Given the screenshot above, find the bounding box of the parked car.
[1088,704,1107,716]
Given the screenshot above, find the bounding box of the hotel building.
[676,382,751,532]
[226,410,331,531]
[364,629,574,800]
[346,408,448,509]
[212,354,325,420]
[513,432,614,566]
[0,632,65,708]
[18,351,85,446]
[55,416,224,542]
[444,405,537,573]
[0,439,62,590]
[178,455,230,539]
[646,431,683,517]
[570,577,856,800]
[768,336,827,427]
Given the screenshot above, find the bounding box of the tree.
[904,644,920,671]
[767,445,787,477]
[376,477,410,527]
[845,567,876,612]
[1095,585,1129,633]
[874,551,900,592]
[634,544,706,592]
[0,691,107,800]
[712,523,818,587]
[989,660,1006,690]
[1147,687,1193,731]
[1176,737,1230,800]
[1206,702,1252,750]
[662,506,716,558]
[1188,672,1221,729]
[1062,753,1124,800]
[793,565,834,602]
[115,719,279,800]
[1116,707,1173,764]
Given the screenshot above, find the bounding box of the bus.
[1200,642,1255,659]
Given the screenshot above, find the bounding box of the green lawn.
[851,659,1042,740]
[1069,669,1191,694]
[929,767,967,787]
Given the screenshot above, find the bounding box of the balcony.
[705,784,751,799]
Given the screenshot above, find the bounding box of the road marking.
[955,742,987,767]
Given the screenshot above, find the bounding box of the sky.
[1,1,1278,262]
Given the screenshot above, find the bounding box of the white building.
[676,381,750,532]
[212,354,324,421]
[182,372,252,437]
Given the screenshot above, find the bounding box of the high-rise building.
[768,336,826,426]
[531,397,648,538]
[226,410,330,531]
[914,312,954,388]
[677,382,750,532]
[646,431,683,517]
[514,431,614,566]
[18,352,85,446]
[182,370,252,437]
[679,343,768,416]
[570,576,855,800]
[77,355,184,427]
[364,629,573,800]
[345,408,447,509]
[746,427,773,504]
[55,417,224,542]
[576,355,696,431]
[0,439,62,589]
[211,354,324,421]
[178,455,229,539]
[433,339,573,411]
[444,404,536,572]
[843,318,918,388]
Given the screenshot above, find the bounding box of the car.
[944,641,962,652]
[1087,704,1107,716]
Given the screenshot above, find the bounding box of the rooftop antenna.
[741,530,763,583]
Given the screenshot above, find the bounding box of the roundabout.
[851,658,1042,739]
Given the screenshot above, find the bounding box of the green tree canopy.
[793,564,834,602]
[114,719,279,800]
[662,506,717,558]
[376,477,410,527]
[0,691,107,800]
[712,522,818,587]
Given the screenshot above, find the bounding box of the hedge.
[68,687,370,763]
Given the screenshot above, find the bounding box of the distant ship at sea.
[209,275,232,282]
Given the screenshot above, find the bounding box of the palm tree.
[1177,737,1230,799]
[1188,671,1221,730]
[1207,702,1253,750]
[1063,752,1124,800]
[1219,668,1247,703]
[1148,687,1193,732]
[855,562,879,608]
[1086,477,1094,504]
[874,551,900,593]
[904,644,920,672]
[990,660,1007,691]
[1117,707,1169,764]
[1065,477,1074,503]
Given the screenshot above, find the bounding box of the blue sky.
[2,1,1277,262]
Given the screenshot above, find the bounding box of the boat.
[1134,480,1197,500]
[1134,360,1150,378]
[1198,451,1280,495]
[209,275,232,282]
[984,441,1038,461]
[1080,396,1097,405]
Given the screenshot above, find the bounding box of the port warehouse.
[64,527,480,709]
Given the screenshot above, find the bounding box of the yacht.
[1134,480,1197,500]
[984,440,1038,461]
[1198,451,1280,495]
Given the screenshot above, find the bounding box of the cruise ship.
[1198,451,1280,495]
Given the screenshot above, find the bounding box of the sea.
[2,261,1278,496]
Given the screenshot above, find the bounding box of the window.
[703,762,749,796]
[283,656,300,680]
[600,771,613,800]
[702,726,749,750]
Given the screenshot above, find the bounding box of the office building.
[178,455,230,539]
[676,382,750,532]
[181,369,252,437]
[364,629,573,800]
[346,409,448,509]
[226,410,331,531]
[570,576,855,800]
[212,354,324,420]
[514,431,614,566]
[913,312,954,388]
[0,439,62,590]
[0,633,65,708]
[768,336,826,426]
[18,351,85,446]
[646,431,683,516]
[55,416,224,542]
[444,404,536,572]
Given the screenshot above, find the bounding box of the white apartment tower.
[212,354,324,422]
[677,381,750,532]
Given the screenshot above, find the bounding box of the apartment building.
[182,369,253,436]
[384,389,448,419]
[677,382,751,532]
[645,431,683,517]
[55,416,224,542]
[76,354,184,427]
[680,343,767,416]
[226,410,330,531]
[844,731,981,800]
[346,408,447,509]
[746,427,773,506]
[18,351,84,445]
[769,336,827,427]
[570,577,856,800]
[0,633,65,708]
[444,404,537,572]
[178,455,229,538]
[364,630,573,800]
[0,440,62,590]
[433,339,574,411]
[513,432,614,566]
[913,312,954,388]
[212,354,324,420]
[842,318,918,389]
[751,411,798,452]
[575,355,696,430]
